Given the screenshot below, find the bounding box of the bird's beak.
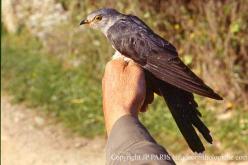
[79,19,89,25]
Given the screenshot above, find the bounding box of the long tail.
[145,71,213,152]
[159,81,212,152]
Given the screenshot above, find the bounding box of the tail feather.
[158,81,212,153]
[153,81,213,153]
[145,71,214,153]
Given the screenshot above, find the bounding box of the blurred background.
[1,0,248,164]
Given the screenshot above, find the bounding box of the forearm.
[106,115,175,165]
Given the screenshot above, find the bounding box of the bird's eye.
[95,15,102,21]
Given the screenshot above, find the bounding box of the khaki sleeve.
[106,115,175,165]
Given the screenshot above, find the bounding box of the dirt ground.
[1,96,106,165]
[1,95,247,165]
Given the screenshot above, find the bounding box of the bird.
[80,8,223,153]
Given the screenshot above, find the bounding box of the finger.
[127,60,142,70]
[140,103,148,113]
[140,88,154,112]
[147,90,154,104]
[106,59,127,70]
[146,86,154,104]
[104,59,128,76]
[126,61,144,78]
[127,59,136,66]
[112,58,128,66]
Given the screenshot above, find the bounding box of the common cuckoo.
[80,8,222,153]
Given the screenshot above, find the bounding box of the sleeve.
[105,115,175,165]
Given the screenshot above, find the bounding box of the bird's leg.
[112,51,132,62]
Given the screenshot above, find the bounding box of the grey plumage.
[107,15,221,99]
[80,8,222,153]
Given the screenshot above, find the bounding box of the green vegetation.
[2,0,248,154]
[2,32,104,136]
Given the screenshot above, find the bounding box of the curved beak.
[79,19,89,25]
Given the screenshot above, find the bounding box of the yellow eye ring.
[95,15,102,21]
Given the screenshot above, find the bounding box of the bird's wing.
[107,18,222,100]
[145,53,222,99]
[128,15,178,54]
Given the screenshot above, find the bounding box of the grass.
[1,31,104,136]
[2,30,248,155]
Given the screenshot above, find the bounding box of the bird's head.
[80,8,121,33]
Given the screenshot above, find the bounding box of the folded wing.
[145,53,222,100]
[107,18,222,100]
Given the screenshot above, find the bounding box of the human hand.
[102,59,153,135]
